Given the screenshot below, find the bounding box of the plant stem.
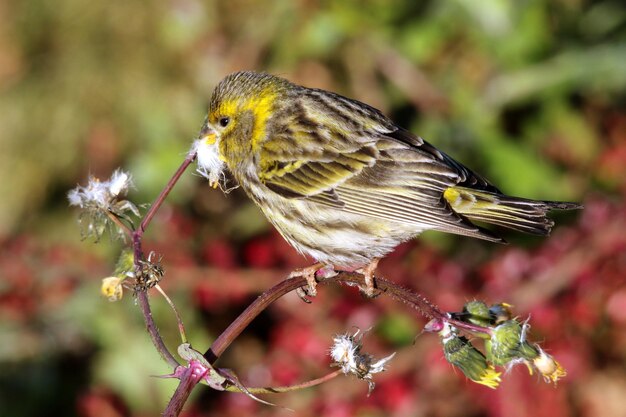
[136,290,179,368]
[206,276,306,363]
[223,369,343,394]
[137,151,197,236]
[206,270,492,364]
[163,365,204,417]
[156,284,188,344]
[133,151,197,369]
[161,268,492,417]
[106,211,133,238]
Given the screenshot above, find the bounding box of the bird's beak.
[199,122,217,145]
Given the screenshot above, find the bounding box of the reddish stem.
[137,151,197,237]
[205,271,492,364]
[163,364,206,417]
[136,291,179,368]
[133,151,197,369]
[206,276,305,363]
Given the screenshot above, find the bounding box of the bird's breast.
[242,179,417,267]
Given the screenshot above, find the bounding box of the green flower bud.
[486,320,538,366]
[462,301,492,327]
[442,333,501,389]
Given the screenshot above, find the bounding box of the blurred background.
[1,0,625,416]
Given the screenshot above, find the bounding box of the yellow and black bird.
[196,71,581,295]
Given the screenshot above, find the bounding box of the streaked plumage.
[198,71,580,271]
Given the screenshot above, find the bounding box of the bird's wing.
[335,139,503,241]
[258,139,379,207]
[257,93,502,241]
[258,127,501,241]
[384,128,502,193]
[257,91,389,206]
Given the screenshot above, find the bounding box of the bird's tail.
[443,186,582,236]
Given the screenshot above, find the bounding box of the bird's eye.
[218,117,230,128]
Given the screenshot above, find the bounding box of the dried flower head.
[132,252,165,293]
[68,170,139,241]
[330,329,395,395]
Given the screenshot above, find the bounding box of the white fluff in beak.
[192,137,225,189]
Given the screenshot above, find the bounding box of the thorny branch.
[70,149,567,417]
[148,265,497,416]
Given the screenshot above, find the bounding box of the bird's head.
[196,71,288,187]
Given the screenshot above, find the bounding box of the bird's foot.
[289,263,336,303]
[356,258,381,298]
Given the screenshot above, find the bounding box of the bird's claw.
[295,286,313,303]
[357,258,381,298]
[288,264,339,302]
[289,263,323,302]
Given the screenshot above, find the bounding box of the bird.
[196,71,581,297]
